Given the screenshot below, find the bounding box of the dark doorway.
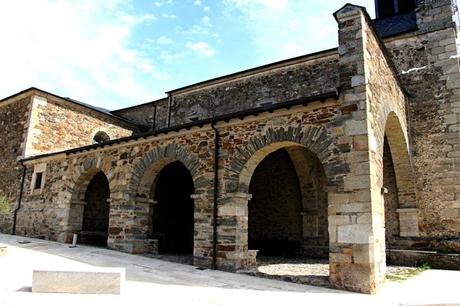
[81,171,110,246]
[152,161,195,254]
[248,148,303,256]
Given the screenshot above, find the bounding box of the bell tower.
[375,0,417,18]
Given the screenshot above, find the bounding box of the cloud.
[223,0,375,61]
[154,0,173,7]
[186,41,215,57]
[0,0,167,108]
[202,16,211,26]
[204,6,210,12]
[183,24,210,36]
[157,36,173,45]
[160,51,183,64]
[161,12,177,18]
[193,0,202,6]
[119,13,156,24]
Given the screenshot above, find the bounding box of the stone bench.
[32,268,124,294]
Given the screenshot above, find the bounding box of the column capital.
[223,192,252,200]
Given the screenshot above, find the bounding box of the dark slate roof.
[373,12,418,38]
[65,97,112,114]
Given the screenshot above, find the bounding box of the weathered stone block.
[337,223,373,244]
[32,268,124,294]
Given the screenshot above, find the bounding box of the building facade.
[0,1,459,294]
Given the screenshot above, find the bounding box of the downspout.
[167,94,173,128]
[12,162,26,235]
[151,105,157,132]
[211,119,219,270]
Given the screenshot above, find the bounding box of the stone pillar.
[191,193,214,268]
[58,199,85,243]
[216,192,252,271]
[107,194,158,254]
[330,4,387,294]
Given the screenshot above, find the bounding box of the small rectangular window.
[34,172,43,190]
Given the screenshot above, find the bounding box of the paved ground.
[0,234,459,306]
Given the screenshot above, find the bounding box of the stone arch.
[223,125,338,267]
[128,142,207,200]
[228,126,341,193]
[383,111,419,237]
[64,156,113,244]
[383,112,416,206]
[69,157,114,203]
[122,142,208,254]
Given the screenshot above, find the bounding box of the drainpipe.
[12,162,27,235]
[167,94,173,128]
[211,119,219,270]
[151,105,157,132]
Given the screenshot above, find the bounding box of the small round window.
[93,131,110,144]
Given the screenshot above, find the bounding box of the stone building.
[1,0,459,294]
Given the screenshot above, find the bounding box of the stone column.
[192,193,214,268]
[216,192,252,271]
[330,4,387,294]
[107,193,158,254]
[57,199,85,243]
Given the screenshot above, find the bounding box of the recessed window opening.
[93,131,110,144]
[34,172,43,190]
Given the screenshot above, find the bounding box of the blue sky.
[0,0,375,110]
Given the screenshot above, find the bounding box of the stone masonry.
[1,1,460,295]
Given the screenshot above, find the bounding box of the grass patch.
[386,264,430,282]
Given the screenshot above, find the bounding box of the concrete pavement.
[0,234,459,306]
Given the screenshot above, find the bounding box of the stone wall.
[24,93,135,156]
[113,98,169,130]
[169,53,338,126]
[383,0,460,237]
[17,98,342,266]
[0,97,31,233]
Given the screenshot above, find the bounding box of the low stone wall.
[389,236,460,253]
[387,249,460,270]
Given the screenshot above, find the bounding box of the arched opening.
[248,148,303,256]
[80,171,110,246]
[382,112,419,262]
[247,145,328,260]
[383,137,400,243]
[93,131,110,144]
[150,161,195,255]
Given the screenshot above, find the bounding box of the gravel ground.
[240,256,422,288]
